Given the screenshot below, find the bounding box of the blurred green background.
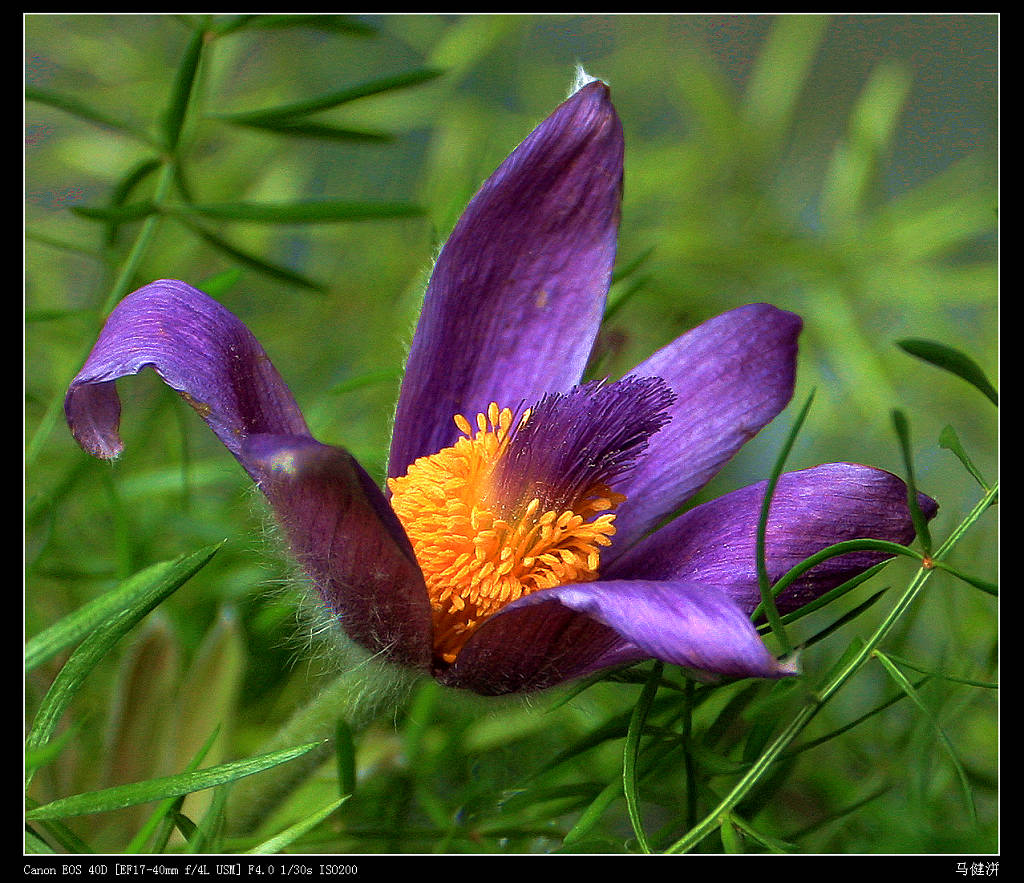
[26,14,997,854]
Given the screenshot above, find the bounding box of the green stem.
[664,481,997,854]
[225,655,423,834]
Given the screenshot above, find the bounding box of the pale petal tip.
[570,65,606,95]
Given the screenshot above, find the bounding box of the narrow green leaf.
[71,202,158,224]
[720,815,744,853]
[729,813,795,853]
[25,544,222,781]
[179,200,424,224]
[125,726,222,853]
[760,560,890,630]
[756,538,922,622]
[215,68,443,124]
[25,740,325,820]
[892,410,932,554]
[24,723,78,775]
[873,650,977,825]
[25,86,152,143]
[938,424,990,489]
[160,26,205,151]
[623,662,661,853]
[744,14,830,146]
[798,588,889,650]
[931,560,998,596]
[228,118,394,142]
[245,796,348,854]
[25,543,222,673]
[755,389,816,655]
[897,338,998,406]
[879,652,997,690]
[562,779,620,846]
[184,221,327,292]
[335,719,356,799]
[215,14,375,37]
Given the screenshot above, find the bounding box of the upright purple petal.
[607,463,938,614]
[389,81,624,480]
[64,280,310,481]
[607,304,802,554]
[244,434,433,670]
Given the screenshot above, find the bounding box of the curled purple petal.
[244,434,433,670]
[390,81,624,480]
[64,279,310,480]
[608,304,802,554]
[608,463,939,615]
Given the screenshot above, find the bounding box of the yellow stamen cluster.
[387,403,624,665]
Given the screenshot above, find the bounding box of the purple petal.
[492,376,673,513]
[441,577,791,695]
[389,81,624,480]
[437,598,631,695]
[244,434,433,670]
[64,280,310,480]
[607,463,939,615]
[607,304,802,555]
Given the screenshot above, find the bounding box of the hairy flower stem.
[226,656,424,834]
[665,481,997,854]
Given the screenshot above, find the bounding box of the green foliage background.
[26,14,997,854]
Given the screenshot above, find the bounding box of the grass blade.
[897,338,998,406]
[245,796,348,854]
[873,650,977,824]
[178,200,424,223]
[25,543,223,673]
[25,741,325,821]
[215,68,443,124]
[25,544,222,769]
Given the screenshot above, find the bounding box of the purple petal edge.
[389,81,625,481]
[608,303,802,555]
[441,577,792,694]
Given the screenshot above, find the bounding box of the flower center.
[387,402,624,665]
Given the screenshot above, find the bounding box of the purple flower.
[64,80,937,695]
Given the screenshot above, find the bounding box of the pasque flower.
[65,79,936,695]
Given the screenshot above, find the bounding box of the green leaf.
[873,650,977,825]
[160,26,205,151]
[25,543,222,673]
[71,202,158,224]
[892,409,932,554]
[215,14,375,37]
[183,221,328,292]
[226,118,394,142]
[897,338,998,406]
[623,662,661,853]
[245,796,348,854]
[25,740,325,821]
[178,200,424,224]
[215,68,444,124]
[939,424,991,489]
[125,727,222,853]
[754,389,816,653]
[25,86,152,143]
[25,544,222,784]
